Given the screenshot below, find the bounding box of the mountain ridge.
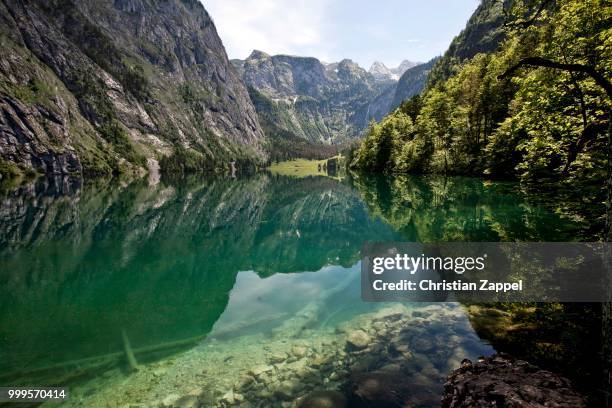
[233,51,398,148]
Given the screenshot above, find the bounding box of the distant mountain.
[369,60,419,81]
[391,58,438,109]
[234,51,396,147]
[0,0,266,179]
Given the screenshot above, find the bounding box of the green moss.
[137,40,168,64]
[465,302,603,393]
[3,77,55,107]
[22,78,51,101]
[0,158,21,180]
[0,159,39,194]
[178,83,217,108]
[78,148,115,177]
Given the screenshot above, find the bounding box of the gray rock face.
[236,51,396,144]
[391,57,438,109]
[0,0,266,177]
[442,355,588,408]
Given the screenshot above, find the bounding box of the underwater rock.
[249,364,274,377]
[328,370,348,381]
[442,354,587,408]
[221,390,236,405]
[311,354,333,367]
[345,370,414,407]
[292,345,309,358]
[160,393,181,407]
[269,351,289,364]
[152,367,168,377]
[274,379,303,400]
[410,336,434,353]
[388,336,413,360]
[297,390,348,408]
[174,395,199,408]
[349,353,380,373]
[346,330,371,350]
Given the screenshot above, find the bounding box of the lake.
[0,172,587,407]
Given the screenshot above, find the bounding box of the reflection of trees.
[350,172,583,242]
[351,172,606,399]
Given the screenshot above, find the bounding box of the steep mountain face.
[233,51,395,145]
[0,0,266,179]
[427,0,507,86]
[368,60,418,82]
[391,58,438,109]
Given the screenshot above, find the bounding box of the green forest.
[350,0,610,197]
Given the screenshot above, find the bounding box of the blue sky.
[202,0,480,69]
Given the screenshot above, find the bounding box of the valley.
[0,0,609,406]
[0,0,436,181]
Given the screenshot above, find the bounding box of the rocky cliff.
[233,51,397,146]
[0,0,266,180]
[391,57,438,109]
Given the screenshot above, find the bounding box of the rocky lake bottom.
[61,301,493,407]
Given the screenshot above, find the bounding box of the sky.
[202,0,480,69]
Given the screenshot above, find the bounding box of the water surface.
[0,173,583,406]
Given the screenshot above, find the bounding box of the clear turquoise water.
[0,173,584,406]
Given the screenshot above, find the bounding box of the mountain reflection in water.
[0,173,583,405]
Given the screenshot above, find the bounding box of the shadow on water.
[0,171,592,405]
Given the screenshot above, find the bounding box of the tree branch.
[504,0,554,29]
[498,57,612,101]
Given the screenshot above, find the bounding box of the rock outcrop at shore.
[442,354,588,408]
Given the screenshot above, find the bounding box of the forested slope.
[350,0,610,200]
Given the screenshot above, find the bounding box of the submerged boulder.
[297,390,347,408]
[346,330,371,350]
[344,371,414,407]
[442,354,587,407]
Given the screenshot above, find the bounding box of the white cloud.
[202,0,333,60]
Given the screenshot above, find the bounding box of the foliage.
[0,158,21,181]
[265,126,341,162]
[248,87,342,162]
[351,0,610,203]
[6,78,55,107]
[98,120,146,168]
[351,114,416,172]
[159,147,212,174]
